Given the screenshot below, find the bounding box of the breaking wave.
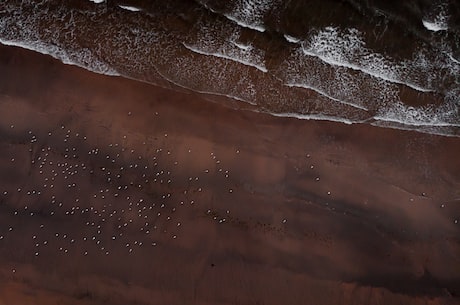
[0,0,458,136]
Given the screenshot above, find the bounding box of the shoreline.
[0,44,459,305]
[2,38,458,138]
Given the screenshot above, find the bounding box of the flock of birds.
[2,108,456,271]
[0,116,249,264]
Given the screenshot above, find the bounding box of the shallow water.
[1,0,459,135]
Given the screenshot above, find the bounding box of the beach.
[0,42,459,305]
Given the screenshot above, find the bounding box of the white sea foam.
[2,0,458,137]
[370,121,460,137]
[118,5,142,12]
[285,83,368,111]
[374,101,460,127]
[302,27,433,92]
[284,34,301,44]
[0,39,119,76]
[88,0,105,3]
[276,47,398,113]
[151,59,254,104]
[183,43,267,72]
[232,41,251,51]
[0,1,119,76]
[196,0,273,32]
[220,0,280,33]
[183,18,268,73]
[422,20,448,32]
[154,39,261,105]
[223,14,266,32]
[447,53,460,65]
[422,2,449,32]
[158,72,249,103]
[270,112,356,125]
[271,108,460,138]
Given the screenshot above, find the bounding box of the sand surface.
[0,45,459,305]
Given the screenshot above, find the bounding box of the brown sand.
[0,44,459,305]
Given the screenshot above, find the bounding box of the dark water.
[0,0,459,135]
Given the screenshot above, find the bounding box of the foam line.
[422,3,449,32]
[182,43,268,73]
[302,49,433,93]
[118,5,142,12]
[371,121,460,138]
[301,27,434,93]
[447,53,460,65]
[284,34,301,44]
[196,0,266,32]
[285,83,369,111]
[151,64,255,105]
[269,112,356,125]
[373,101,460,128]
[0,39,119,76]
[222,13,266,32]
[422,20,448,32]
[373,116,460,127]
[232,41,252,51]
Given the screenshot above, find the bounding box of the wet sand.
[0,44,459,305]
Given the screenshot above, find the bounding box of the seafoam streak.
[269,112,356,125]
[182,43,268,73]
[183,14,268,73]
[223,0,276,32]
[422,20,448,32]
[422,1,449,32]
[374,101,460,127]
[222,13,266,32]
[0,38,119,76]
[302,27,434,93]
[151,58,255,105]
[284,34,301,44]
[118,5,142,12]
[284,83,368,111]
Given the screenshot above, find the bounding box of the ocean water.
[1,0,459,136]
